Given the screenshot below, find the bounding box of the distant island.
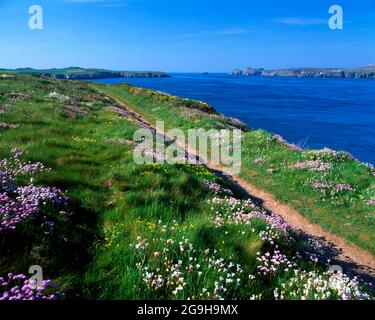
[231,65,375,79]
[0,67,169,80]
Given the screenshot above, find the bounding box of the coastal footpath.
[231,65,375,79]
[0,67,169,80]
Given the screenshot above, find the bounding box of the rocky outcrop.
[118,71,169,78]
[243,67,264,76]
[231,65,375,79]
[52,71,169,80]
[231,69,243,76]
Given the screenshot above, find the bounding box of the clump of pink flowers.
[0,148,48,179]
[256,247,297,276]
[274,134,303,151]
[292,160,332,172]
[204,180,233,196]
[310,180,355,197]
[330,183,355,196]
[209,197,290,236]
[311,182,331,192]
[0,273,61,300]
[0,149,67,231]
[365,198,375,205]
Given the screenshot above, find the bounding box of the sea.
[91,73,375,165]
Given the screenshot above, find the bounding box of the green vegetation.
[96,83,375,255]
[0,73,373,300]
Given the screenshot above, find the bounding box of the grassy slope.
[0,75,295,299]
[95,83,375,255]
[0,75,140,295]
[0,74,373,300]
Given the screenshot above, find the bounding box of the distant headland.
[231,65,375,79]
[0,67,170,80]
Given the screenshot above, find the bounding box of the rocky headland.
[0,67,170,80]
[231,65,375,79]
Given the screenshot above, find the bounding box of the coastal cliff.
[231,65,375,79]
[0,67,170,80]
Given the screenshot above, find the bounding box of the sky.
[0,0,374,72]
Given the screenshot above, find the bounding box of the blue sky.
[0,0,374,72]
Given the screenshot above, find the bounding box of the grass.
[95,82,375,255]
[0,73,373,300]
[0,75,139,296]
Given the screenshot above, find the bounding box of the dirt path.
[104,90,375,283]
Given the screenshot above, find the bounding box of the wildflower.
[0,273,62,300]
[292,160,332,172]
[274,134,303,151]
[0,150,67,231]
[0,122,18,129]
[330,183,354,195]
[253,157,266,165]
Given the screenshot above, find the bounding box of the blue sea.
[92,74,375,164]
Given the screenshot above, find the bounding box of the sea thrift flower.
[256,248,296,276]
[204,180,233,196]
[330,183,354,196]
[208,197,289,235]
[274,134,303,151]
[292,160,332,172]
[311,182,331,191]
[0,273,62,300]
[0,150,67,231]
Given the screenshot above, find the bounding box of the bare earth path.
[103,90,375,284]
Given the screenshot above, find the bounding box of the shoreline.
[231,66,375,79]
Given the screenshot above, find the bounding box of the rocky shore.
[231,65,375,79]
